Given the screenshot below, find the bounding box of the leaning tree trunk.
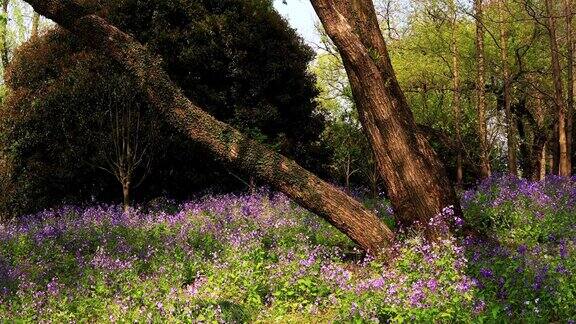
[545,0,571,176]
[24,0,394,255]
[474,0,491,179]
[310,0,463,240]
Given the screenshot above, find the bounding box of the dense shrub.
[0,0,328,218]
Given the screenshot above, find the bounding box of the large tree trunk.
[475,0,491,179]
[545,0,571,176]
[499,0,517,176]
[310,0,462,239]
[24,0,394,254]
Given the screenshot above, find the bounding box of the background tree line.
[316,0,575,188]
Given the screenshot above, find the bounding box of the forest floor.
[0,175,575,322]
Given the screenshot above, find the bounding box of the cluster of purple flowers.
[0,175,574,321]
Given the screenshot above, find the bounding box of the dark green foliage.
[107,0,321,142]
[0,0,326,218]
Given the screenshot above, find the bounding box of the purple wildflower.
[480,268,493,278]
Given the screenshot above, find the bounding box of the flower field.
[0,175,575,322]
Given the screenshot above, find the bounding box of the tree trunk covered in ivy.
[310,0,462,240]
[23,0,394,255]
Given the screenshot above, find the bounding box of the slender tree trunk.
[370,167,378,199]
[0,0,9,70]
[529,136,548,181]
[310,0,463,240]
[249,176,256,194]
[31,12,40,40]
[539,143,547,180]
[122,182,130,213]
[546,0,571,176]
[451,6,463,187]
[24,0,394,255]
[516,105,540,180]
[499,0,517,176]
[344,154,351,190]
[475,0,491,179]
[535,90,549,181]
[566,0,574,169]
[421,83,429,112]
[453,47,464,186]
[551,125,560,174]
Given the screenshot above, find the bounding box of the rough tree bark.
[24,0,394,254]
[474,0,491,178]
[499,0,518,176]
[310,0,463,239]
[545,0,571,176]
